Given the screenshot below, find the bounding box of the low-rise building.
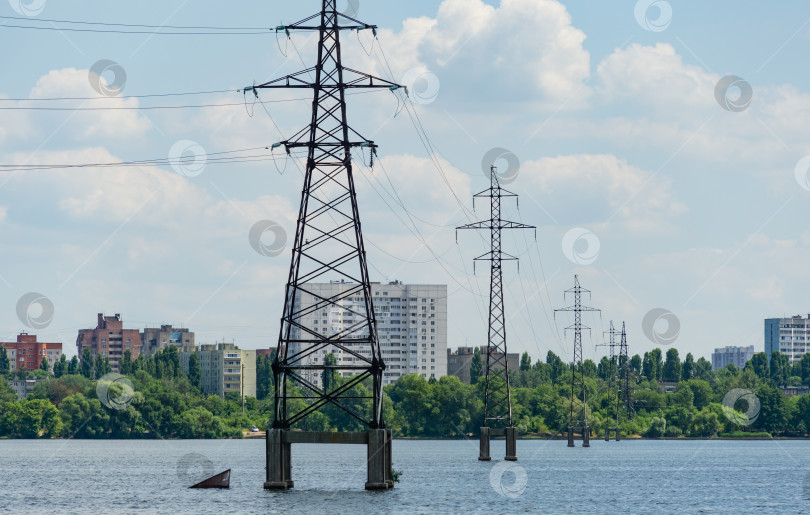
[711,345,755,371]
[257,348,276,359]
[76,313,142,373]
[8,378,40,399]
[0,333,62,372]
[446,346,520,384]
[780,385,810,397]
[141,325,195,355]
[180,343,256,399]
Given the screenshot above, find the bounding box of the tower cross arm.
[456,220,535,231]
[275,10,379,32]
[245,68,403,92]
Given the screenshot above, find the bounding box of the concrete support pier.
[568,426,590,447]
[478,427,491,461]
[264,428,293,490]
[264,429,393,491]
[479,426,517,461]
[504,426,517,461]
[605,427,620,441]
[365,429,394,490]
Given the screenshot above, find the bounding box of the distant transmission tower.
[618,321,633,419]
[457,165,535,461]
[249,0,402,490]
[598,321,620,441]
[555,275,600,447]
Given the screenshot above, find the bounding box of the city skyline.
[2,1,810,370]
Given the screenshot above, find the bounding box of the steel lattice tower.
[618,321,633,418]
[599,321,620,441]
[555,275,600,447]
[248,0,401,431]
[457,165,534,461]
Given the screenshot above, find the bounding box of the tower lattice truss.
[249,0,402,429]
[457,166,534,428]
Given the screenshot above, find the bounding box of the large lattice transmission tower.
[250,0,402,490]
[555,275,600,447]
[457,165,534,461]
[599,321,620,441]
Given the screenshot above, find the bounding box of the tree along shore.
[0,346,807,439]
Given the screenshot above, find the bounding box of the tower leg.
[366,429,392,490]
[505,426,517,461]
[605,427,610,442]
[479,427,491,461]
[567,426,575,447]
[264,429,293,490]
[616,428,620,442]
[582,426,590,447]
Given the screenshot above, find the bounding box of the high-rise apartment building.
[76,313,142,373]
[0,333,62,372]
[711,345,755,371]
[141,325,195,355]
[288,280,448,386]
[180,343,256,399]
[765,315,810,364]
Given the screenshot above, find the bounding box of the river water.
[2,438,809,513]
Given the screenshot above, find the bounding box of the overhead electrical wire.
[0,102,247,111]
[0,89,237,102]
[0,16,270,35]
[0,147,309,172]
[0,15,269,31]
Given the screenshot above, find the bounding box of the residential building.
[657,381,679,394]
[257,348,277,359]
[447,346,520,384]
[180,343,256,399]
[765,315,810,364]
[781,385,810,397]
[8,378,41,399]
[711,345,755,371]
[287,280,448,387]
[76,313,142,373]
[0,333,62,372]
[141,325,195,355]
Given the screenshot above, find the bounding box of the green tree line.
[2,347,810,439]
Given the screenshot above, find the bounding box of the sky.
[2,0,810,366]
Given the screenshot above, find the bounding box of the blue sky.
[2,0,810,365]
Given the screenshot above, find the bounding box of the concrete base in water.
[605,427,620,441]
[478,426,517,461]
[568,426,590,447]
[478,427,491,461]
[264,429,394,491]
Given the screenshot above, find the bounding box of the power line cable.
[0,15,269,31]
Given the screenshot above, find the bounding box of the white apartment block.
[288,280,448,386]
[765,315,810,364]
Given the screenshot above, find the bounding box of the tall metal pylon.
[457,165,535,461]
[248,0,401,431]
[598,321,620,441]
[253,1,402,490]
[555,275,600,447]
[618,321,633,418]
